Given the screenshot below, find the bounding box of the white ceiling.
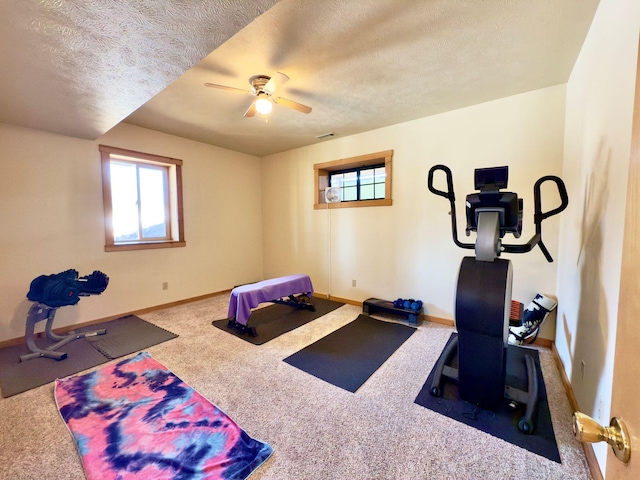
[1,0,600,157]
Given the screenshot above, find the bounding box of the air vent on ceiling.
[315,132,337,140]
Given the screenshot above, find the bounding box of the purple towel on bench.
[227,274,314,326]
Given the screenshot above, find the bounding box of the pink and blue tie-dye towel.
[55,352,272,480]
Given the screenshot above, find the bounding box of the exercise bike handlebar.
[427,164,569,262]
[534,175,569,222]
[530,175,569,261]
[427,165,475,251]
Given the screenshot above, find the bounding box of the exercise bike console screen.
[464,166,523,239]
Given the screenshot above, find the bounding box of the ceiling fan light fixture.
[255,95,272,115]
[205,73,311,117]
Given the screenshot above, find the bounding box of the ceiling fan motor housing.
[249,75,272,94]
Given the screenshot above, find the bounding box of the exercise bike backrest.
[427,164,568,262]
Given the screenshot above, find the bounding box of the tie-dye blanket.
[55,352,273,480]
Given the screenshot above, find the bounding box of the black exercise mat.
[283,314,416,392]
[414,333,560,463]
[212,297,344,345]
[0,315,177,398]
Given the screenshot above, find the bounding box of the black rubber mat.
[212,297,343,345]
[414,333,561,463]
[0,315,177,397]
[283,314,416,392]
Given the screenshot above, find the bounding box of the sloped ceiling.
[1,0,600,157]
[0,0,278,140]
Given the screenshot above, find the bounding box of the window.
[314,150,393,209]
[100,145,185,251]
[330,165,387,201]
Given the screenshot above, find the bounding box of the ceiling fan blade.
[204,83,251,95]
[273,96,312,114]
[264,72,289,94]
[244,100,257,117]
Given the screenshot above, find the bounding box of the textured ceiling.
[0,0,278,139]
[1,0,599,157]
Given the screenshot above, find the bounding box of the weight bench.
[227,274,315,336]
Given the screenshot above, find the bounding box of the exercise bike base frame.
[429,335,540,434]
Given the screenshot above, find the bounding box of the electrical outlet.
[597,399,604,422]
[162,282,168,290]
[352,279,357,287]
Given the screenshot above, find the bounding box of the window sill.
[314,198,392,209]
[105,241,186,252]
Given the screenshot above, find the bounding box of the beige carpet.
[0,293,592,479]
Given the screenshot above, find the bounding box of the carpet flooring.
[0,294,593,479]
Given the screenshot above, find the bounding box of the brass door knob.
[573,412,631,463]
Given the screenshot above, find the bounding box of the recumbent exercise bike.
[427,165,568,434]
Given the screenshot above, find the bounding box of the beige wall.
[262,84,567,330]
[556,0,640,473]
[0,85,569,344]
[0,122,263,342]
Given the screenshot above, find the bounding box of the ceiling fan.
[204,72,312,117]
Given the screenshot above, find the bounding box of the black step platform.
[362,298,423,326]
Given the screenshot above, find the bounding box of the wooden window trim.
[100,145,185,252]
[314,150,393,209]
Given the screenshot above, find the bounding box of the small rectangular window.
[314,150,393,209]
[100,145,185,252]
[329,165,385,202]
